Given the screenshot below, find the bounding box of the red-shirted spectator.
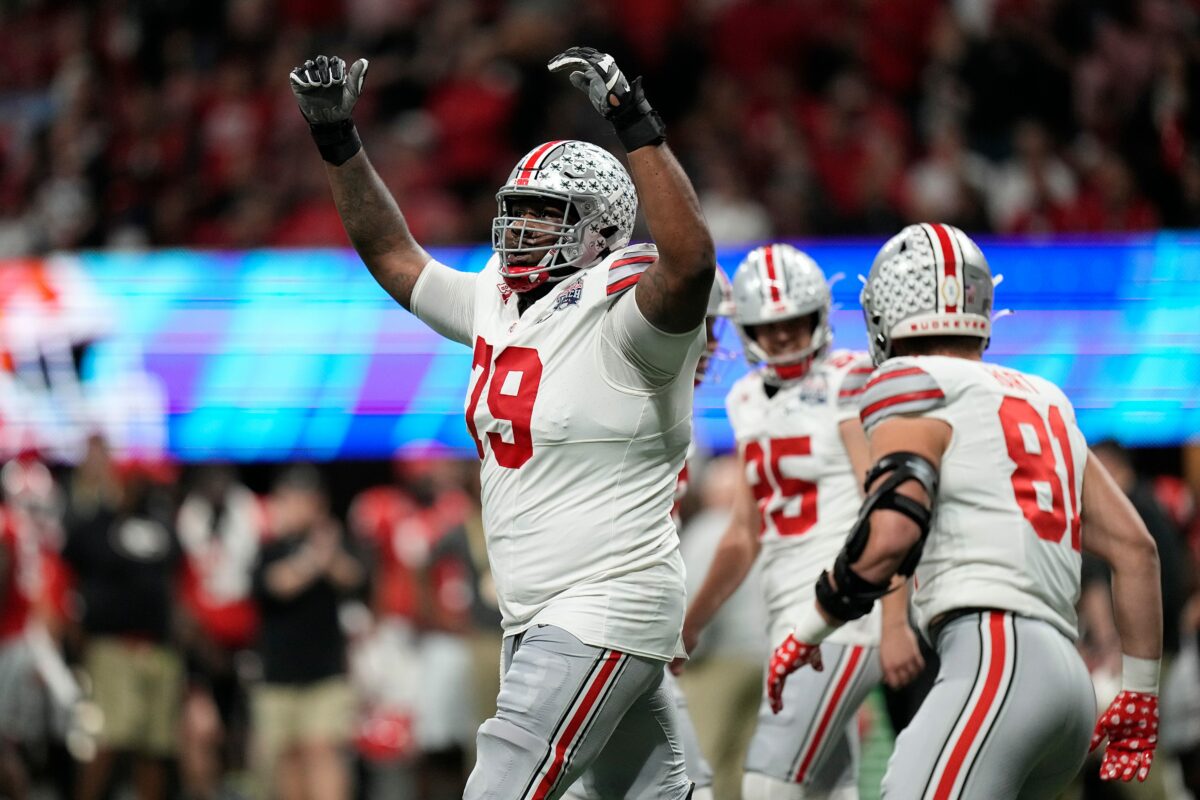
[176,465,267,800]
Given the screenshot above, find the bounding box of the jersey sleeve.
[830,352,877,423]
[858,359,948,433]
[409,258,478,347]
[600,290,705,391]
[599,245,704,391]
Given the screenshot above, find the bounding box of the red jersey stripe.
[609,255,656,270]
[864,366,928,391]
[860,389,945,421]
[606,274,643,295]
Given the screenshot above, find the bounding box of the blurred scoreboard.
[1,233,1197,462]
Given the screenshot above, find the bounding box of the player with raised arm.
[290,46,715,800]
[673,244,924,800]
[766,224,1163,798]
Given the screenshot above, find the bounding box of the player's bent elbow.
[1129,525,1160,575]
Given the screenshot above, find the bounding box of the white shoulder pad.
[604,243,659,297]
[859,358,947,432]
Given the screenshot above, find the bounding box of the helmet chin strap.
[502,247,562,293]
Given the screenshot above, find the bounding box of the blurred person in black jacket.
[62,438,183,800]
[1077,440,1189,800]
[251,465,365,800]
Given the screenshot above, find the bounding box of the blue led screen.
[1,232,1195,462]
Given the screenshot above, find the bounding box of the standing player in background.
[675,244,924,799]
[766,224,1163,798]
[291,41,714,800]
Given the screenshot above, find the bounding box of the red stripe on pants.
[794,645,864,782]
[932,612,1007,800]
[530,651,622,800]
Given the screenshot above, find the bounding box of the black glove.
[548,47,665,152]
[289,55,369,165]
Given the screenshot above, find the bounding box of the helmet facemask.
[492,140,638,294]
[738,310,832,385]
[492,189,610,292]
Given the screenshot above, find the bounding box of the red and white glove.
[1090,690,1158,782]
[766,633,823,714]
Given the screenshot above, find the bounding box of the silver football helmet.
[492,140,637,292]
[860,223,994,365]
[731,244,832,384]
[708,267,735,318]
[697,268,736,385]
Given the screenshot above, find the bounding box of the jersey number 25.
[744,437,819,537]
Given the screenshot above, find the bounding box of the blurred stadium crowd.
[2,438,1200,799]
[2,0,1200,255]
[3,0,1200,799]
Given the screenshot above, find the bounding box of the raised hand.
[1090,690,1158,782]
[548,46,664,152]
[290,55,368,125]
[290,55,369,165]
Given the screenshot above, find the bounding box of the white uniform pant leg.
[562,668,709,799]
[881,611,1094,800]
[744,642,881,796]
[465,625,691,800]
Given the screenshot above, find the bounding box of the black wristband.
[309,119,362,166]
[607,77,666,152]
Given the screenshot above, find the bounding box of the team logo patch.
[796,375,829,406]
[535,278,583,324]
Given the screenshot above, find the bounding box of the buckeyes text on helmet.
[493,140,637,292]
[731,244,833,384]
[860,223,994,365]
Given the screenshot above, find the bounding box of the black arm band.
[608,77,666,152]
[310,119,362,166]
[815,551,892,623]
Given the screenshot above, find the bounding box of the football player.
[674,244,924,799]
[291,46,715,799]
[767,224,1163,798]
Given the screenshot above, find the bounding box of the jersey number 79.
[466,336,543,469]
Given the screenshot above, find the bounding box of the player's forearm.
[850,516,917,585]
[626,144,715,333]
[1109,539,1162,660]
[324,150,429,309]
[879,578,911,630]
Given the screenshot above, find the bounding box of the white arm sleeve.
[600,290,705,391]
[409,258,477,346]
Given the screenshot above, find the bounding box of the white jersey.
[411,244,706,660]
[725,350,881,646]
[859,356,1087,640]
